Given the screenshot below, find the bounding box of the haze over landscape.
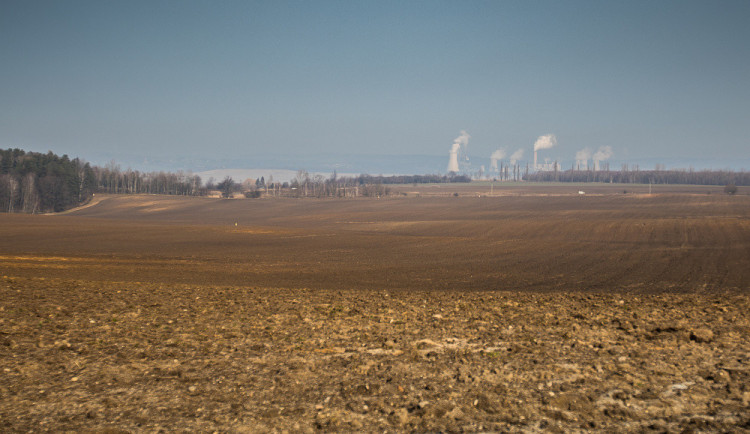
[2,2,750,431]
[2,0,749,176]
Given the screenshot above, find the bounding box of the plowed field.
[1,185,749,431]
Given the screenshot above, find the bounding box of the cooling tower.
[448,147,459,172]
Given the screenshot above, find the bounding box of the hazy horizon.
[2,1,749,171]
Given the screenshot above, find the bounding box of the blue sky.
[1,0,749,168]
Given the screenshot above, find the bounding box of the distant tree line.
[354,174,472,184]
[2,148,471,213]
[213,171,471,199]
[92,162,204,196]
[283,172,470,198]
[1,148,206,213]
[524,167,750,186]
[286,171,390,198]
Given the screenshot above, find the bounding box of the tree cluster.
[92,162,204,196]
[1,149,207,214]
[524,168,750,186]
[484,163,528,182]
[215,176,241,198]
[287,170,368,198]
[1,148,96,213]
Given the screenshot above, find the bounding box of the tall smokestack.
[534,150,537,170]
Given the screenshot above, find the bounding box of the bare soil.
[1,185,749,432]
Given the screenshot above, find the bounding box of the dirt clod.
[690,328,714,343]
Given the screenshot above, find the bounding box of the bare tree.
[217,176,238,198]
[21,173,39,213]
[7,175,18,212]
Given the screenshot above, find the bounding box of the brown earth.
[1,184,749,432]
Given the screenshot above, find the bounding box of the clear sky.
[1,0,749,167]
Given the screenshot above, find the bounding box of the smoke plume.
[447,130,470,172]
[454,130,471,148]
[592,146,613,171]
[575,148,592,161]
[510,149,524,165]
[593,146,613,161]
[490,149,505,171]
[533,134,557,151]
[575,148,591,170]
[448,129,469,162]
[490,149,505,160]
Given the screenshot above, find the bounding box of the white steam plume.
[490,149,505,171]
[576,148,591,170]
[533,134,557,151]
[454,130,471,148]
[448,130,470,172]
[575,148,592,161]
[592,146,613,171]
[510,148,524,165]
[593,146,613,161]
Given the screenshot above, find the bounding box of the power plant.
[445,131,614,178]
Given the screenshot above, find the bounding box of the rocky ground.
[1,276,748,432]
